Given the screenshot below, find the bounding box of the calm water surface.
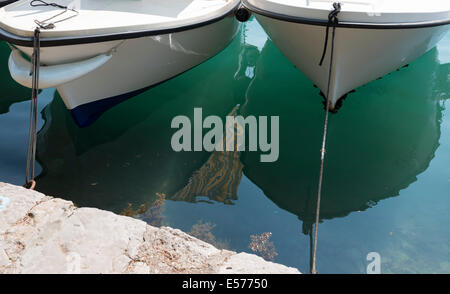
[0,19,449,273]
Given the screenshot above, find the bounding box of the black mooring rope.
[311,2,341,274]
[30,0,79,30]
[30,0,66,9]
[24,28,40,190]
[318,2,341,66]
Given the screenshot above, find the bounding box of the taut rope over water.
[311,2,341,274]
[24,28,41,190]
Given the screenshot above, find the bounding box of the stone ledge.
[0,182,300,274]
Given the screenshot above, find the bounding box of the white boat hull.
[256,14,449,108]
[10,15,238,126]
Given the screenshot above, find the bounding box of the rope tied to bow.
[30,0,79,30]
[311,2,341,274]
[318,2,341,66]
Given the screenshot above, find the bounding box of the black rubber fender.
[235,6,251,22]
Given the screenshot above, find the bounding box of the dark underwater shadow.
[0,42,31,114]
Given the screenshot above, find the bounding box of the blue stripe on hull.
[70,85,153,128]
[69,70,185,128]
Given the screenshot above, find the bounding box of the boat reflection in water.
[35,36,247,210]
[240,39,446,233]
[237,38,448,271]
[33,24,448,272]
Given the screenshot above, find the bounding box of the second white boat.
[243,0,450,109]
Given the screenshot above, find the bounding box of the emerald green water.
[0,19,449,273]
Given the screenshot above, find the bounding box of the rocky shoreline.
[0,182,300,274]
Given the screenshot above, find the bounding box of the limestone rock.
[0,182,300,274]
